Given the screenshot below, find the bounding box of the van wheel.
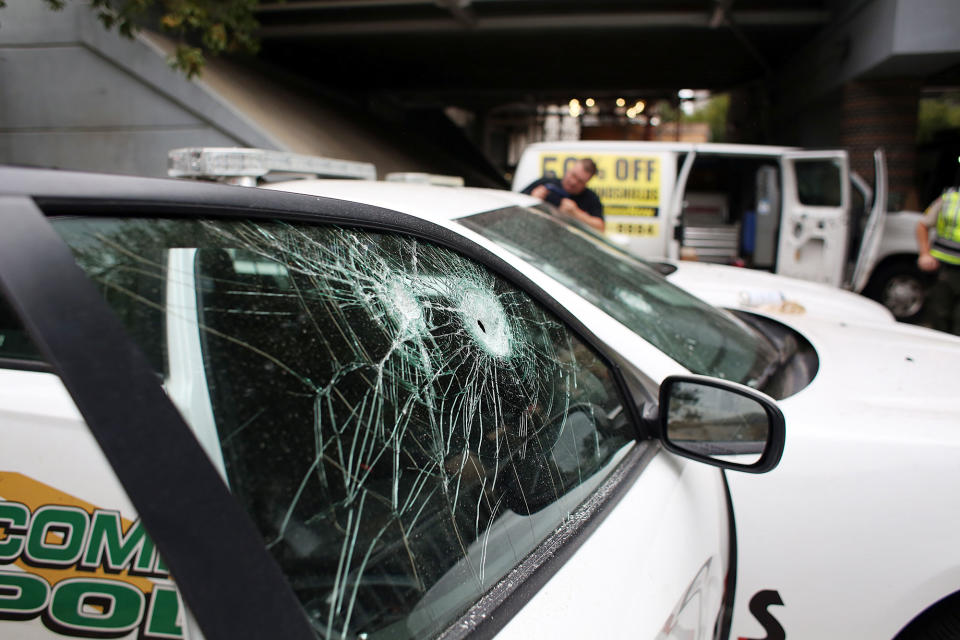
[864,262,930,322]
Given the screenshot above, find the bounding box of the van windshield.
[460,206,778,387]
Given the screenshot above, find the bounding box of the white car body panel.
[0,372,164,640]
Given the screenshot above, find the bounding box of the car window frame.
[0,169,660,640]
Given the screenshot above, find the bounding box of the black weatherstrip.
[0,195,316,640]
[717,471,738,640]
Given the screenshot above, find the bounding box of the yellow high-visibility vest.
[931,190,960,265]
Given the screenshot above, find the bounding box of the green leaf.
[4,0,264,78]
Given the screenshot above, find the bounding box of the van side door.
[778,151,850,286]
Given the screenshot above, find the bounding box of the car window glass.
[51,217,635,640]
[794,159,843,207]
[460,206,779,387]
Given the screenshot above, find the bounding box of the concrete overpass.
[254,0,960,206]
[2,0,959,201]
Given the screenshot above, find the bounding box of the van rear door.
[778,151,850,286]
[850,148,888,292]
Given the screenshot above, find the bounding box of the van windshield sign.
[539,153,661,218]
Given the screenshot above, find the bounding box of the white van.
[512,141,927,320]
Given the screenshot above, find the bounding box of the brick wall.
[842,79,922,210]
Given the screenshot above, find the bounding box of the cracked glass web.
[54,217,636,639]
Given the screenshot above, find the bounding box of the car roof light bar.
[385,172,465,187]
[168,147,377,184]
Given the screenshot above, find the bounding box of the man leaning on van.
[522,158,605,232]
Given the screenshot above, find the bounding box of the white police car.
[265,177,960,640]
[0,167,785,640]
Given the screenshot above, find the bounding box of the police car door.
[778,150,850,286]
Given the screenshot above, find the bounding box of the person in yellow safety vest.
[917,187,960,335]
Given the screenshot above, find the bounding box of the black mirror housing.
[657,374,785,473]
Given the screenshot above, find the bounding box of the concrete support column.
[842,79,921,210]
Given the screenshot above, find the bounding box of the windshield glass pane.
[460,207,778,386]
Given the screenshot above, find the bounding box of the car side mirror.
[657,375,785,473]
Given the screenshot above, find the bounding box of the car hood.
[773,311,960,431]
[663,260,894,324]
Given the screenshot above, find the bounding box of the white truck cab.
[512,141,925,320]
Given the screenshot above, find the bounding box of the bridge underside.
[256,0,833,111]
[254,0,960,203]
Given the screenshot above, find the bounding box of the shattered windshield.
[53,217,635,640]
[460,206,778,387]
